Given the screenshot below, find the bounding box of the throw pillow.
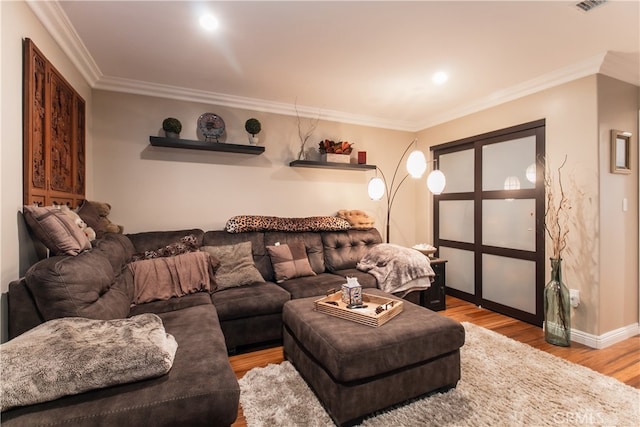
[266,241,316,283]
[200,241,264,290]
[128,252,215,304]
[23,205,92,256]
[130,234,199,262]
[337,209,375,229]
[0,313,177,411]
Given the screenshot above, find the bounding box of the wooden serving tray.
[314,291,403,327]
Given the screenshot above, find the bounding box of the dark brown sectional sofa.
[3,227,383,426]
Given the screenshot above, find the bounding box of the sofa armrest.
[7,279,44,340]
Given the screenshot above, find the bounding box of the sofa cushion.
[1,314,177,412]
[22,205,92,256]
[90,233,135,272]
[211,282,291,321]
[201,242,264,290]
[276,272,350,299]
[330,268,378,289]
[321,229,382,271]
[25,250,133,321]
[266,241,316,283]
[129,293,213,316]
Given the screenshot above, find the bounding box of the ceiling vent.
[575,0,607,12]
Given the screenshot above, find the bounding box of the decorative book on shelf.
[149,136,264,155]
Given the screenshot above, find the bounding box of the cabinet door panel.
[49,70,75,193]
[75,97,86,196]
[24,41,48,195]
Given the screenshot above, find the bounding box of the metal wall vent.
[575,0,607,12]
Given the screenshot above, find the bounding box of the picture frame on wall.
[610,129,632,174]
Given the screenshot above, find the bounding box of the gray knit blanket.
[356,243,435,296]
[0,313,177,412]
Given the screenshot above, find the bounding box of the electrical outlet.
[569,289,580,308]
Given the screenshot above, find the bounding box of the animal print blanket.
[356,243,435,296]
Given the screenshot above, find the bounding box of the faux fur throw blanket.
[356,243,435,296]
[0,313,177,412]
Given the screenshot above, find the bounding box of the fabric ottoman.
[282,288,465,426]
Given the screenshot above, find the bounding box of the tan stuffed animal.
[337,209,375,230]
[76,200,124,239]
[57,205,97,241]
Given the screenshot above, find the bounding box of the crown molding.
[599,51,640,86]
[26,0,101,86]
[94,75,418,132]
[416,53,608,130]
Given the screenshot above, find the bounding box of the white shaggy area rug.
[239,322,639,426]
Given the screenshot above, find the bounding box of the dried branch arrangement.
[544,155,571,259]
[295,103,320,160]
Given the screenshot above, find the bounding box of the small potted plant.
[162,117,182,138]
[244,118,262,144]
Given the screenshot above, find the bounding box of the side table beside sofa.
[403,258,448,311]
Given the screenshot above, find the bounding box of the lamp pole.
[378,139,419,243]
[370,139,445,243]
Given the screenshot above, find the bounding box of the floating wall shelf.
[149,136,265,155]
[289,160,376,171]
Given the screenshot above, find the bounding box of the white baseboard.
[571,323,640,349]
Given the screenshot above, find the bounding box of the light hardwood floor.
[229,296,640,427]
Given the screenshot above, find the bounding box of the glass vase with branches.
[543,155,571,346]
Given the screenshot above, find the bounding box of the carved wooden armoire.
[23,38,86,208]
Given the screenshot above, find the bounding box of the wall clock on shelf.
[197,113,225,143]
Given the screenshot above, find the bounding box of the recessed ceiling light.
[432,71,448,85]
[199,14,219,31]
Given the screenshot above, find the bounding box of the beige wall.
[597,75,639,334]
[92,90,416,242]
[415,75,639,338]
[0,1,92,339]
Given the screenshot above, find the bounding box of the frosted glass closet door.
[481,136,537,312]
[438,148,475,294]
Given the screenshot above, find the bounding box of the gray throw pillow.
[201,241,264,290]
[266,241,316,283]
[23,205,92,256]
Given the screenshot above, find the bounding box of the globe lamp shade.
[368,177,385,200]
[426,170,446,195]
[406,150,427,178]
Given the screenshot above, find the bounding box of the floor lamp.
[367,139,446,243]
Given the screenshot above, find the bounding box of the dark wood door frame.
[431,119,546,326]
